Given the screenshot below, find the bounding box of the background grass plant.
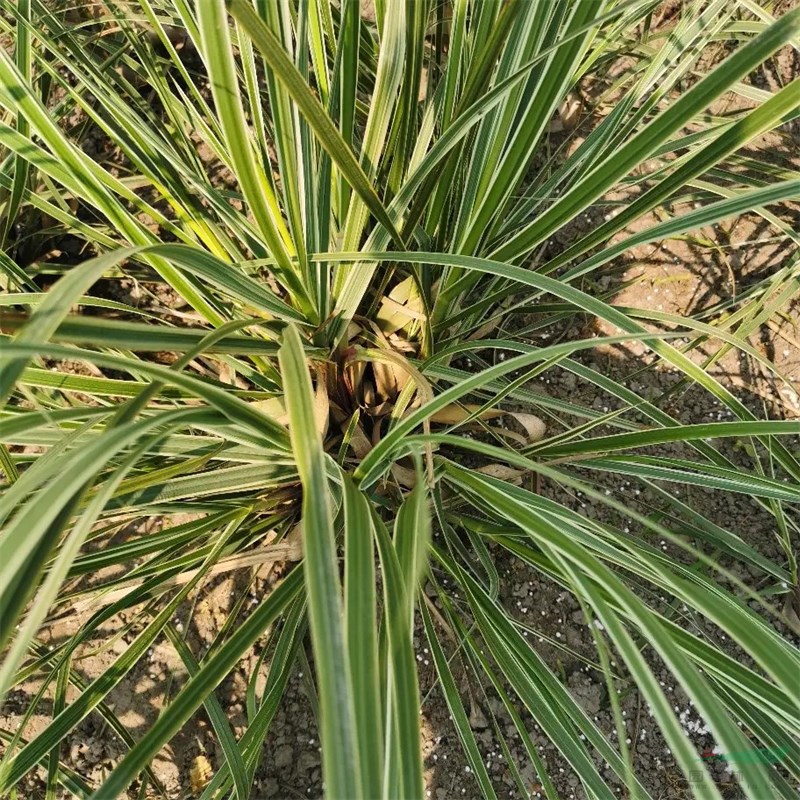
[1,0,799,798]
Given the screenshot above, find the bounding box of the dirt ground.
[1,8,799,800]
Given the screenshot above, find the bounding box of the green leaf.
[164,626,250,800]
[196,0,312,313]
[490,6,800,262]
[278,324,361,798]
[228,0,405,252]
[341,474,383,798]
[372,512,424,800]
[420,601,497,800]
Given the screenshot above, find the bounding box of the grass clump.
[1,1,799,798]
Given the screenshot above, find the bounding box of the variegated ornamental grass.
[1,1,799,798]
